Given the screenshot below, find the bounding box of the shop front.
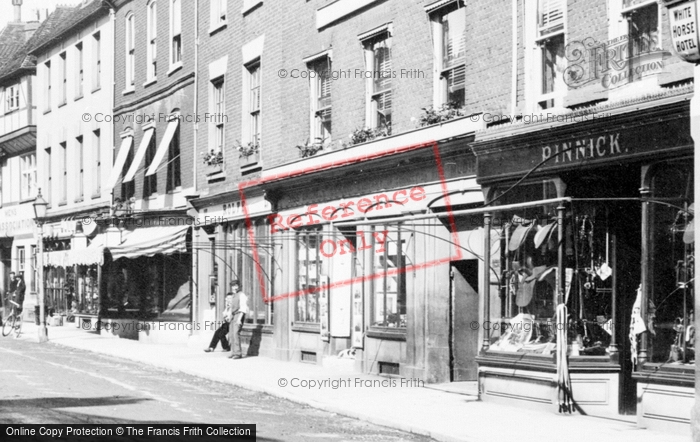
[190,189,275,357]
[260,135,485,383]
[0,203,38,320]
[471,86,694,429]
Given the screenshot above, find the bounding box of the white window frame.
[59,52,67,106]
[19,153,36,201]
[210,76,225,155]
[44,61,51,111]
[5,84,20,112]
[147,1,158,82]
[360,25,393,132]
[428,1,466,108]
[169,0,182,71]
[305,52,332,146]
[76,42,84,98]
[59,141,67,204]
[93,129,101,196]
[76,135,84,201]
[532,0,566,110]
[245,60,261,146]
[210,0,227,33]
[93,32,101,91]
[125,13,135,90]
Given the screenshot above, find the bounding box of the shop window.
[19,153,36,201]
[295,229,323,324]
[166,123,181,191]
[17,247,25,273]
[75,266,99,314]
[45,266,67,315]
[144,130,158,196]
[308,56,332,146]
[647,163,694,365]
[371,226,407,328]
[362,30,392,134]
[536,0,565,110]
[228,222,273,325]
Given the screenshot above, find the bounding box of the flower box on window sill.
[366,327,407,341]
[205,163,226,182]
[240,152,261,172]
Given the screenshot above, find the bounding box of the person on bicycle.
[9,272,25,314]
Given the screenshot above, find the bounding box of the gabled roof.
[29,1,109,57]
[0,2,108,85]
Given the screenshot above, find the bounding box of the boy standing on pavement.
[227,280,249,359]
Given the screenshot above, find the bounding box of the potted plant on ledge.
[237,140,260,168]
[202,149,224,174]
[296,137,327,158]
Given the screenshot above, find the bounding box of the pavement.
[11,321,692,442]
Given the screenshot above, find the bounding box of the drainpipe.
[510,0,518,115]
[193,0,199,194]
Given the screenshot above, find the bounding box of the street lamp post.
[33,188,48,343]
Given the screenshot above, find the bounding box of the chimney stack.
[12,0,23,23]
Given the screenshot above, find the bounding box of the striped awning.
[109,225,189,260]
[69,234,106,266]
[44,250,70,268]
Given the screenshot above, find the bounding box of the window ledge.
[167,186,183,195]
[242,0,263,15]
[366,327,407,341]
[43,108,51,115]
[5,108,19,114]
[209,21,227,35]
[91,192,101,200]
[92,86,101,94]
[57,101,67,109]
[291,322,321,333]
[122,86,135,96]
[19,197,34,204]
[58,200,68,207]
[74,198,84,204]
[143,78,158,88]
[167,63,183,76]
[74,94,84,102]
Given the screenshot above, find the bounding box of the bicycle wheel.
[14,316,23,338]
[2,314,15,337]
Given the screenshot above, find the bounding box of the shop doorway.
[450,259,480,381]
[0,243,11,315]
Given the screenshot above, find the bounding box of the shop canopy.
[43,234,107,268]
[146,118,180,176]
[107,136,134,190]
[109,225,189,260]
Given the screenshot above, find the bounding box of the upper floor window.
[126,13,135,87]
[93,129,101,196]
[623,1,659,80]
[59,52,67,105]
[429,1,466,108]
[211,0,227,31]
[308,55,332,145]
[166,121,181,191]
[170,0,182,67]
[76,42,84,98]
[20,153,37,201]
[362,29,392,134]
[44,61,51,111]
[536,0,566,110]
[76,135,84,201]
[147,1,158,81]
[5,84,20,112]
[93,32,101,90]
[247,61,261,146]
[59,141,67,204]
[144,130,158,196]
[211,76,225,155]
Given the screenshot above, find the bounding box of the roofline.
[28,1,110,57]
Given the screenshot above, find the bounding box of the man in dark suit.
[227,280,248,359]
[10,272,25,314]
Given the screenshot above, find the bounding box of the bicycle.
[2,298,23,338]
